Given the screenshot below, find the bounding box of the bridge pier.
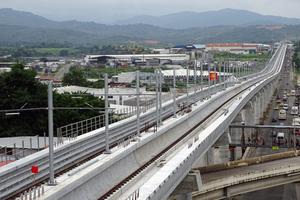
[230,112,245,144]
[219,144,230,163]
[168,171,202,200]
[262,88,268,112]
[252,96,260,124]
[257,92,263,121]
[242,101,254,138]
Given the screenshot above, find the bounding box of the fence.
[0,93,173,167]
[0,134,48,165]
[56,92,173,143]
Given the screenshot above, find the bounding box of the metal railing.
[0,134,48,166]
[56,93,173,143]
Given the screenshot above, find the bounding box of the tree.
[0,61,105,137]
[90,80,104,88]
[62,69,88,87]
[59,49,69,57]
[39,57,48,62]
[0,60,48,136]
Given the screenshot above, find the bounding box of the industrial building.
[84,54,188,67]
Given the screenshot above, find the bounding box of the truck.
[51,67,57,73]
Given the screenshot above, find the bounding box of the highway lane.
[53,63,72,80]
[241,51,300,200]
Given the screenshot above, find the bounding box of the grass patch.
[293,75,298,85]
[273,88,278,96]
[259,103,271,125]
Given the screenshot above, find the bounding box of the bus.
[291,90,296,96]
[279,109,286,120]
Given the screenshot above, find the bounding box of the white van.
[291,90,296,96]
[292,118,300,126]
[291,106,298,115]
[276,132,285,144]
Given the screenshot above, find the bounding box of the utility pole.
[104,74,111,154]
[48,81,56,185]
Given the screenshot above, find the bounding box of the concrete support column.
[193,147,215,167]
[257,92,263,120]
[265,85,272,106]
[252,96,260,124]
[205,147,214,166]
[219,144,230,164]
[230,112,244,144]
[262,88,268,112]
[242,101,254,138]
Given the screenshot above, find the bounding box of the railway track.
[98,80,263,200]
[5,43,287,200]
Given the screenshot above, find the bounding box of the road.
[241,51,300,200]
[53,63,72,80]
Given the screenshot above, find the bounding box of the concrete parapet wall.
[194,163,300,200]
[196,150,299,174]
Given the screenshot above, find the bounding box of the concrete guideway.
[36,76,249,200]
[193,151,300,200]
[26,54,277,200]
[134,43,286,200]
[117,84,248,200]
[6,43,287,200]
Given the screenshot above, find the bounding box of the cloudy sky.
[0,0,300,24]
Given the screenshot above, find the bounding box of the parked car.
[279,123,285,126]
[272,118,277,122]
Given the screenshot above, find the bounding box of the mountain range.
[0,8,299,45]
[112,8,300,29]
